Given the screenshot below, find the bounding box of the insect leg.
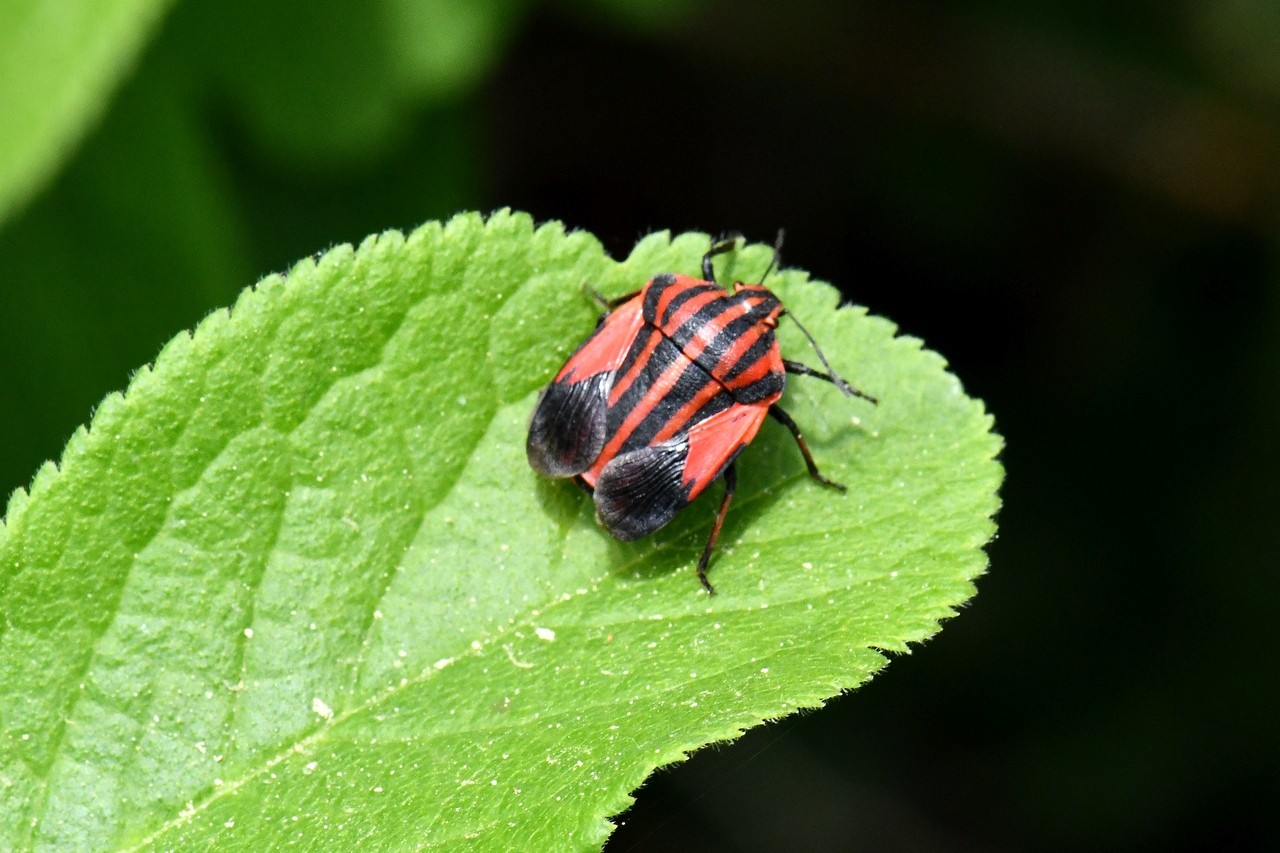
[783,359,877,404]
[695,462,738,595]
[701,233,743,282]
[768,405,847,491]
[581,283,640,314]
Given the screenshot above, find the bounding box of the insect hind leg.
[695,462,738,595]
[768,405,846,491]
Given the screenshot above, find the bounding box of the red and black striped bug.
[527,234,875,594]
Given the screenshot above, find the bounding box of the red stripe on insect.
[715,321,766,375]
[683,301,755,360]
[681,404,769,489]
[591,353,695,475]
[607,325,664,406]
[555,297,645,382]
[652,274,701,321]
[663,286,728,335]
[650,374,727,446]
[728,347,776,388]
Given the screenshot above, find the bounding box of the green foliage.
[0,63,254,506]
[0,0,177,227]
[174,0,529,167]
[0,0,498,498]
[0,211,1001,849]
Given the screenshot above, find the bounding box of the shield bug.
[527,233,875,594]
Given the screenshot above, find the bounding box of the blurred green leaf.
[177,0,527,167]
[0,211,1001,849]
[0,62,251,507]
[0,0,177,226]
[385,0,529,97]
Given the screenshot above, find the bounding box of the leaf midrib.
[127,560,883,851]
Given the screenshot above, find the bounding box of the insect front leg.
[694,461,738,595]
[768,405,846,492]
[701,234,743,282]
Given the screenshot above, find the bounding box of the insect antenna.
[759,228,786,282]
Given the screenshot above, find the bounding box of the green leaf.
[0,0,177,227]
[177,0,528,167]
[0,60,253,498]
[0,211,1002,849]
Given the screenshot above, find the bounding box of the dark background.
[2,1,1277,850]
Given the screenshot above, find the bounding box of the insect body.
[527,236,874,593]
